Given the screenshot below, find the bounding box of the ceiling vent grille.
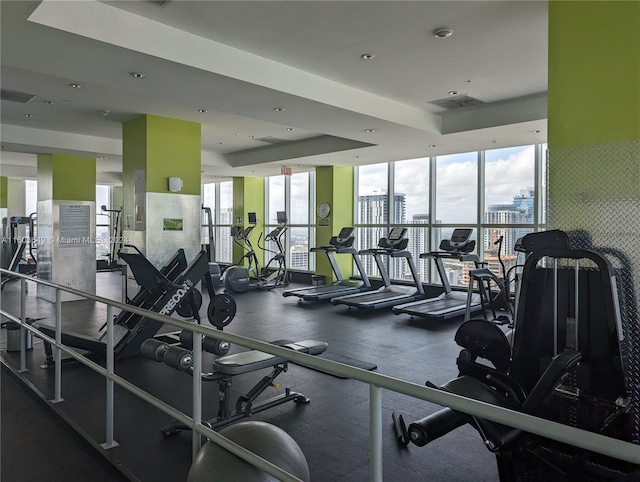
[428,95,484,110]
[0,88,37,104]
[147,0,172,6]
[254,137,290,145]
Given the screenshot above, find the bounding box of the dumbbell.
[141,339,193,371]
[179,329,230,356]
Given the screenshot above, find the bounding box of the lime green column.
[37,153,96,301]
[315,166,354,282]
[548,2,640,443]
[548,1,640,231]
[232,177,265,265]
[0,177,7,209]
[122,115,202,266]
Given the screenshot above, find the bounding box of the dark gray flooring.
[0,272,499,481]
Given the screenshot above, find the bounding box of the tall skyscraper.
[357,192,406,277]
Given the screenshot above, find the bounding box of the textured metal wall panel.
[548,139,640,442]
[37,201,96,302]
[144,193,201,268]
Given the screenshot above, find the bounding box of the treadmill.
[330,227,425,310]
[392,228,483,320]
[283,227,371,301]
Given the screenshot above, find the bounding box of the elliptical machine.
[223,212,289,293]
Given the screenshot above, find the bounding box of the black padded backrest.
[119,252,170,293]
[455,320,511,373]
[510,248,626,399]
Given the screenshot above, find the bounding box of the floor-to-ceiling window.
[96,185,111,262]
[265,172,314,271]
[201,180,233,263]
[354,144,547,285]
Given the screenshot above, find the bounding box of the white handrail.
[1,268,639,482]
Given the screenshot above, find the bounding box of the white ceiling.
[0,0,548,184]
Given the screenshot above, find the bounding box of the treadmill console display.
[337,227,354,240]
[388,227,407,241]
[449,229,472,248]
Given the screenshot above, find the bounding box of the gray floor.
[0,272,499,481]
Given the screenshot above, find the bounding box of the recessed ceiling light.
[217,142,223,145]
[69,83,82,89]
[98,156,107,159]
[429,144,437,148]
[353,155,360,159]
[43,100,55,105]
[532,130,541,134]
[273,107,285,112]
[360,53,375,60]
[448,91,461,96]
[364,129,376,133]
[249,136,255,139]
[99,110,111,116]
[24,114,33,118]
[465,80,473,84]
[131,72,148,79]
[433,28,453,39]
[286,128,294,131]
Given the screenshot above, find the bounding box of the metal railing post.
[102,304,119,449]
[369,384,383,482]
[192,330,203,460]
[52,288,64,403]
[19,278,27,372]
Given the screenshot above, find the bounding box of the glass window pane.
[357,164,389,224]
[268,176,285,224]
[289,227,309,270]
[435,152,477,224]
[485,145,535,225]
[430,227,478,286]
[202,183,215,211]
[290,173,309,225]
[407,225,430,282]
[25,180,37,217]
[219,181,233,224]
[96,225,110,261]
[355,226,387,278]
[96,185,110,225]
[394,157,429,224]
[483,227,532,281]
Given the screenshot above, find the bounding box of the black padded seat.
[213,340,328,375]
[442,377,520,410]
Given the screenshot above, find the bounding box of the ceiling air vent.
[254,137,290,145]
[0,88,37,104]
[428,95,484,110]
[147,0,172,6]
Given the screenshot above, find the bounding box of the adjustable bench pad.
[213,340,328,375]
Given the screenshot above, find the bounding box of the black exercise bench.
[142,338,327,434]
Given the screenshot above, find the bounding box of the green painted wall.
[0,176,7,208]
[548,1,640,149]
[232,177,265,265]
[315,166,354,282]
[123,114,201,200]
[548,1,640,230]
[146,115,201,194]
[37,153,95,201]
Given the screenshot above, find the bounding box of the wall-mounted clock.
[317,201,331,219]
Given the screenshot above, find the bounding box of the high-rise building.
[357,192,406,277]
